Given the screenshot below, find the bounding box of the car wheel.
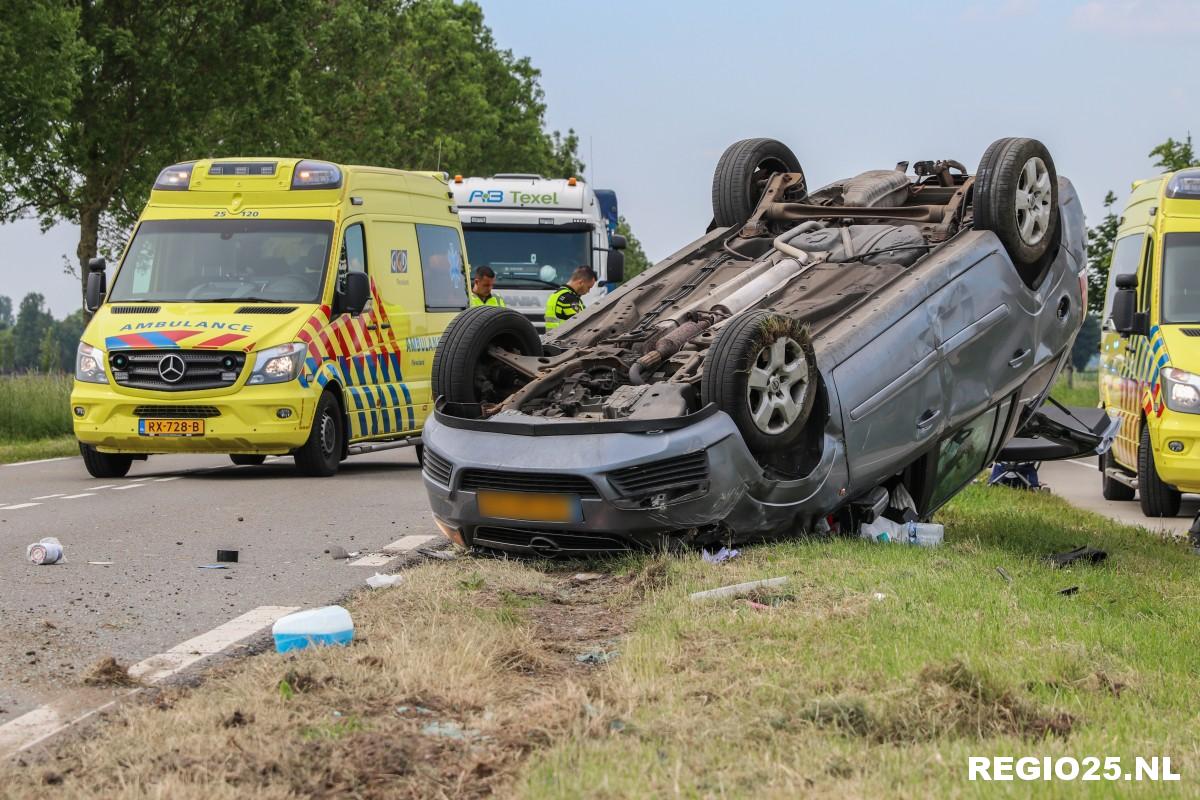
[79,443,133,478]
[701,310,818,453]
[432,305,542,408]
[230,454,267,466]
[294,391,343,477]
[1138,424,1180,516]
[973,137,1061,287]
[1100,448,1135,501]
[711,138,804,228]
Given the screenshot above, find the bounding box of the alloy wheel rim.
[746,336,810,434]
[1014,156,1052,246]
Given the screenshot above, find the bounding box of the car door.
[363,218,424,435]
[1099,233,1149,470]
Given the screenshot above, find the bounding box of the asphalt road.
[0,448,433,724]
[1038,458,1199,536]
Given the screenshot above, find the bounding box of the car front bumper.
[420,409,841,555]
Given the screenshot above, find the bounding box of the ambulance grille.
[607,452,709,499]
[422,449,453,486]
[459,469,598,497]
[110,305,161,314]
[109,350,246,391]
[1180,328,1200,337]
[133,405,221,418]
[235,306,297,314]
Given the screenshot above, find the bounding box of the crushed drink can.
[27,537,64,565]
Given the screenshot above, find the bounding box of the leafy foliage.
[616,216,652,280]
[1149,134,1198,173]
[1070,313,1101,371]
[1085,190,1119,317]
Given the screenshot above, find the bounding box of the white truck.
[452,174,625,331]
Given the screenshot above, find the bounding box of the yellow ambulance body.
[71,158,470,477]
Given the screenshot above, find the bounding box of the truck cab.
[1101,168,1200,515]
[452,174,625,331]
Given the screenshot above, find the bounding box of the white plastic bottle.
[904,521,944,547]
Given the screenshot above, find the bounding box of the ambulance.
[71,158,470,478]
[451,174,625,330]
[1101,168,1200,515]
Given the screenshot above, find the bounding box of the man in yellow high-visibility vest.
[545,265,597,330]
[468,265,505,307]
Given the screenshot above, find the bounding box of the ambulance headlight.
[75,343,108,384]
[248,343,306,385]
[1161,367,1200,413]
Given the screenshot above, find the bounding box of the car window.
[416,224,469,311]
[336,223,366,292]
[1161,232,1200,324]
[1102,234,1145,319]
[1138,237,1155,314]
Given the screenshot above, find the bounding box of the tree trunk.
[1066,364,1075,389]
[78,205,101,318]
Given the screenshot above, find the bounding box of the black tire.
[974,137,1061,287]
[432,305,542,406]
[79,443,133,478]
[1138,424,1180,516]
[294,390,343,477]
[711,138,804,228]
[1100,448,1135,501]
[230,454,267,466]
[701,311,818,454]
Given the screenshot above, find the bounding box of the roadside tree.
[11,292,53,371]
[616,216,652,280]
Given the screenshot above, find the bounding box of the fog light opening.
[276,408,293,419]
[1169,440,1185,453]
[433,516,465,547]
[73,406,85,417]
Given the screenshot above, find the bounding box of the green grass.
[0,373,75,462]
[1050,369,1099,408]
[520,485,1200,798]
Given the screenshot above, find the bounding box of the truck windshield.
[1161,232,1200,324]
[463,228,590,289]
[108,219,334,303]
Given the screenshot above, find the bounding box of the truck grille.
[133,405,221,418]
[109,350,246,391]
[607,452,709,499]
[459,469,597,497]
[422,449,454,486]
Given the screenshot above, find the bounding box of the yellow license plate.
[139,418,205,437]
[476,490,580,523]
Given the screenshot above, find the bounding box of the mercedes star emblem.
[157,353,186,383]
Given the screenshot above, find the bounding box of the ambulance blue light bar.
[1166,169,1200,199]
[291,160,342,190]
[154,163,195,191]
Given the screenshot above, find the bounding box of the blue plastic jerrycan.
[272,606,354,653]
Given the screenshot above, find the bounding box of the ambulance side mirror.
[1110,272,1146,337]
[339,271,370,316]
[85,258,107,313]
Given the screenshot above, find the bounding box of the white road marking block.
[111,483,146,491]
[128,605,299,683]
[87,484,116,490]
[0,691,138,759]
[31,493,64,500]
[4,502,41,510]
[349,534,443,566]
[348,553,393,567]
[61,493,95,500]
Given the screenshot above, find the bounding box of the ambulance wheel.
[973,137,1061,287]
[1138,424,1181,516]
[79,443,133,478]
[295,391,343,477]
[432,305,542,409]
[1100,449,1134,501]
[711,138,804,228]
[701,310,818,454]
[230,454,267,466]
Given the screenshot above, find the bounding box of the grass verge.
[1050,369,1098,408]
[0,435,78,464]
[0,373,74,463]
[4,485,1198,798]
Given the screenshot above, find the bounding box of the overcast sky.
[3,0,1198,317]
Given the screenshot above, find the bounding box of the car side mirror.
[338,271,370,315]
[85,258,107,313]
[606,249,625,284]
[610,234,627,250]
[1110,273,1146,337]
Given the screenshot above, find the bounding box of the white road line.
[1066,458,1099,471]
[111,483,146,491]
[153,476,181,482]
[348,553,394,567]
[4,503,41,510]
[0,605,298,758]
[61,493,96,500]
[3,457,70,467]
[129,605,298,683]
[349,534,444,566]
[87,484,116,490]
[31,493,64,500]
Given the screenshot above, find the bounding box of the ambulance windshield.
[109,219,334,303]
[462,228,590,289]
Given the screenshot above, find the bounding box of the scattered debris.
[689,577,788,602]
[571,572,604,583]
[326,545,350,560]
[418,548,457,561]
[739,600,772,611]
[575,649,620,665]
[216,549,239,563]
[26,537,65,565]
[1047,546,1107,568]
[421,720,486,741]
[1058,585,1080,596]
[366,573,404,589]
[860,517,943,547]
[272,606,354,653]
[222,710,252,728]
[197,564,228,570]
[236,516,244,522]
[996,566,1013,583]
[872,592,887,601]
[87,561,114,566]
[82,656,138,687]
[701,546,740,564]
[396,705,435,716]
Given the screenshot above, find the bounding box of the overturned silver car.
[421,137,1112,556]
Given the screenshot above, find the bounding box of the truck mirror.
[339,271,370,315]
[610,234,627,250]
[85,269,106,313]
[607,249,625,284]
